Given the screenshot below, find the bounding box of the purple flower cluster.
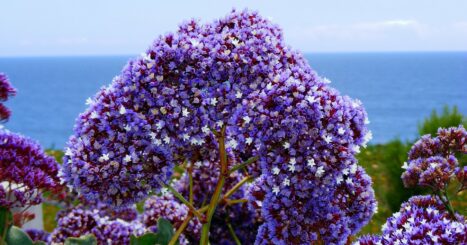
[0,129,64,208]
[0,73,16,122]
[355,195,466,245]
[50,208,99,243]
[25,228,51,244]
[96,203,139,222]
[63,9,375,242]
[93,218,145,245]
[142,193,201,239]
[62,89,174,206]
[402,126,466,190]
[51,206,145,244]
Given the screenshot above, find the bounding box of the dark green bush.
[418,105,466,137]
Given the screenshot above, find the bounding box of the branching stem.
[200,125,227,245]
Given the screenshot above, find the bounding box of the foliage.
[418,105,466,137]
[130,219,177,245]
[63,234,97,245]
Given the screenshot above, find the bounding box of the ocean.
[0,52,466,149]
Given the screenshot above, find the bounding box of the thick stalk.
[200,125,228,245]
[163,183,205,222]
[224,198,248,205]
[168,213,193,245]
[435,190,457,221]
[223,176,253,201]
[188,168,194,204]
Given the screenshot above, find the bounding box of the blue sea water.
[0,52,466,149]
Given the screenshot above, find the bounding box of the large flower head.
[0,129,64,208]
[402,125,466,190]
[0,73,16,122]
[355,195,466,244]
[63,9,375,242]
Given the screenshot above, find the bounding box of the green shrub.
[418,105,466,137]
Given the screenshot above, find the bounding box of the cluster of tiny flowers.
[0,73,16,122]
[50,208,99,243]
[355,195,466,245]
[96,203,139,222]
[92,218,145,245]
[402,126,466,190]
[63,9,375,242]
[0,129,64,208]
[50,206,145,244]
[62,89,174,206]
[25,229,51,244]
[142,193,201,239]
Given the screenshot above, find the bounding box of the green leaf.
[154,218,176,245]
[5,226,33,245]
[64,234,97,245]
[130,232,158,245]
[0,207,13,241]
[130,218,177,245]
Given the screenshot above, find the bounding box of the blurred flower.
[96,203,139,222]
[402,155,458,190]
[51,206,145,244]
[92,218,145,245]
[355,195,466,244]
[0,129,64,208]
[0,73,16,122]
[142,193,201,239]
[402,126,466,191]
[25,228,51,244]
[50,208,99,243]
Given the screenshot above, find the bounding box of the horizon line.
[1,50,466,58]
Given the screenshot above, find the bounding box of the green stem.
[442,188,457,220]
[225,198,248,205]
[168,213,193,245]
[228,156,258,175]
[227,222,242,245]
[200,125,228,245]
[435,190,457,221]
[188,167,194,205]
[223,176,253,200]
[162,183,205,222]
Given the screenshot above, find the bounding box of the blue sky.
[1,0,467,56]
